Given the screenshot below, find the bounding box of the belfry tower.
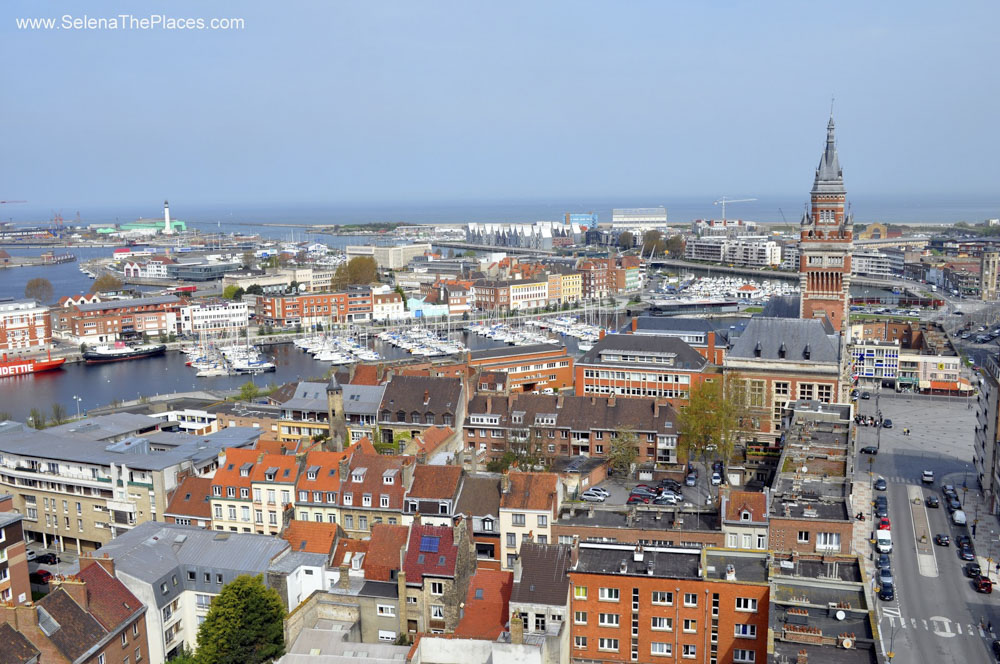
[799,116,853,332]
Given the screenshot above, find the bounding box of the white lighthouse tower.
[163,200,173,235]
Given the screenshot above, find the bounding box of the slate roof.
[727,317,840,363]
[283,521,339,554]
[633,316,747,343]
[454,569,513,640]
[759,294,801,319]
[470,343,563,361]
[466,393,678,435]
[342,384,387,416]
[511,542,571,607]
[578,334,707,370]
[455,475,501,518]
[73,295,180,312]
[500,472,558,512]
[267,381,300,405]
[165,476,213,520]
[0,623,40,664]
[36,588,106,661]
[407,465,463,501]
[403,524,459,580]
[76,562,144,632]
[281,381,329,411]
[379,375,462,417]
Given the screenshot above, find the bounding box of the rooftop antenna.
[830,95,835,118]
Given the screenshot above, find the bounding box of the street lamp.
[72,395,82,420]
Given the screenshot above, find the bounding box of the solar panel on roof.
[419,535,440,553]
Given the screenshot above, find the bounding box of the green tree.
[608,428,639,475]
[166,646,199,664]
[676,380,720,465]
[194,574,285,664]
[50,402,67,425]
[618,231,634,250]
[91,273,123,293]
[239,381,261,402]
[395,285,409,311]
[245,284,264,296]
[28,408,46,429]
[222,285,241,300]
[463,250,477,258]
[24,277,54,303]
[676,374,751,470]
[346,256,378,285]
[665,234,685,258]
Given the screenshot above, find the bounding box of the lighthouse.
[163,200,173,235]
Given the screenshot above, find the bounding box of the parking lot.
[585,460,721,508]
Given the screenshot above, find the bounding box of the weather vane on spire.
[830,96,835,117]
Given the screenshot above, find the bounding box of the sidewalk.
[851,469,876,580]
[952,477,1000,579]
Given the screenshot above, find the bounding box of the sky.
[2,1,998,219]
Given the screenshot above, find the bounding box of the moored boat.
[83,342,167,364]
[0,352,66,378]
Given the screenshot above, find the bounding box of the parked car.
[878,581,895,601]
[581,489,607,502]
[934,534,951,546]
[925,495,940,508]
[959,546,976,561]
[965,562,982,578]
[29,570,52,585]
[992,639,1000,660]
[711,472,722,486]
[879,568,893,588]
[942,484,958,499]
[685,473,698,487]
[658,479,683,491]
[626,495,650,505]
[974,575,994,594]
[877,553,891,571]
[875,503,889,518]
[877,517,891,531]
[659,489,684,501]
[874,478,887,491]
[956,535,972,549]
[35,553,60,565]
[631,487,658,498]
[922,470,935,484]
[860,446,878,455]
[712,461,724,474]
[861,392,872,400]
[652,494,678,505]
[946,497,962,512]
[882,419,893,429]
[25,550,36,562]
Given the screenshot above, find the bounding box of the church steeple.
[812,115,844,195]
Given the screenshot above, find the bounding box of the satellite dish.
[835,610,846,621]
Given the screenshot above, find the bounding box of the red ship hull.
[0,357,66,378]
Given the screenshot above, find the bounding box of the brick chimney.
[423,390,430,405]
[510,612,524,645]
[54,576,89,611]
[796,650,808,664]
[608,394,616,408]
[501,472,511,494]
[338,564,350,590]
[79,552,115,576]
[397,569,408,634]
[339,457,350,482]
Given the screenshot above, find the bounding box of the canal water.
[0,327,594,422]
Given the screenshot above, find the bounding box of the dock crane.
[713,196,757,221]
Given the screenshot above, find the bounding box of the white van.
[876,530,893,553]
[952,510,967,526]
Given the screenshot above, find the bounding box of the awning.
[928,380,973,392]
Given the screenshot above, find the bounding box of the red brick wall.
[768,517,854,555]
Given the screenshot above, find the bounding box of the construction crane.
[713,196,757,221]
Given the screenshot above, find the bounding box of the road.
[855,392,998,662]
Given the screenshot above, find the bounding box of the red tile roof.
[283,521,340,554]
[408,464,462,501]
[255,439,304,455]
[500,472,559,512]
[364,523,409,581]
[333,537,370,568]
[403,524,458,580]
[251,453,300,485]
[212,447,261,493]
[412,427,455,457]
[165,476,213,520]
[350,365,381,386]
[724,490,768,523]
[76,562,143,632]
[340,450,409,510]
[297,450,350,493]
[454,568,513,640]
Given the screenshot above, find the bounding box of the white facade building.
[684,236,781,268]
[179,300,249,334]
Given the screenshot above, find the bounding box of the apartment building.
[973,355,1000,516]
[343,383,387,443]
[256,292,349,327]
[510,541,571,659]
[0,298,52,354]
[499,472,561,569]
[346,243,432,269]
[0,556,150,664]
[685,236,782,268]
[578,260,611,299]
[768,402,854,555]
[468,343,574,393]
[629,317,732,365]
[402,464,464,527]
[568,544,770,664]
[720,490,769,552]
[163,476,214,528]
[294,449,350,526]
[96,522,289,663]
[723,318,843,441]
[454,474,502,570]
[0,418,259,552]
[55,295,184,343]
[400,521,476,634]
[464,393,680,465]
[552,505,724,550]
[847,319,970,393]
[575,334,711,409]
[0,494,30,604]
[372,290,407,321]
[377,375,464,449]
[337,449,413,538]
[277,381,332,442]
[178,299,249,334]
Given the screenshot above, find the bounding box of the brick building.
[0,494,30,604]
[468,343,574,394]
[464,393,680,465]
[455,474,502,569]
[568,544,770,664]
[400,521,476,634]
[0,298,52,355]
[499,472,561,569]
[55,295,183,343]
[163,476,214,528]
[553,505,724,550]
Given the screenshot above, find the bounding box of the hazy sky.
[2,1,998,213]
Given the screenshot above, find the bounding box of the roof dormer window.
[353,468,367,483]
[741,511,751,522]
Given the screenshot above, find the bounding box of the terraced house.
[337,446,414,538]
[464,393,680,465]
[377,375,464,450]
[210,448,300,534]
[294,449,350,526]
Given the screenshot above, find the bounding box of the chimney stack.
[338,564,351,590]
[510,613,524,645]
[608,394,616,407]
[796,650,808,664]
[423,390,430,405]
[54,576,89,612]
[502,473,511,494]
[79,552,115,576]
[339,457,350,482]
[397,569,408,634]
[513,554,523,584]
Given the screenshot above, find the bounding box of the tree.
[395,285,409,311]
[242,250,256,270]
[608,428,639,475]
[448,249,456,258]
[245,284,264,296]
[91,273,123,293]
[239,381,261,402]
[288,280,299,293]
[618,231,634,250]
[676,374,752,471]
[463,250,477,258]
[665,234,685,258]
[24,278,53,303]
[194,574,285,664]
[222,285,241,300]
[28,408,46,429]
[346,256,377,285]
[51,402,67,425]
